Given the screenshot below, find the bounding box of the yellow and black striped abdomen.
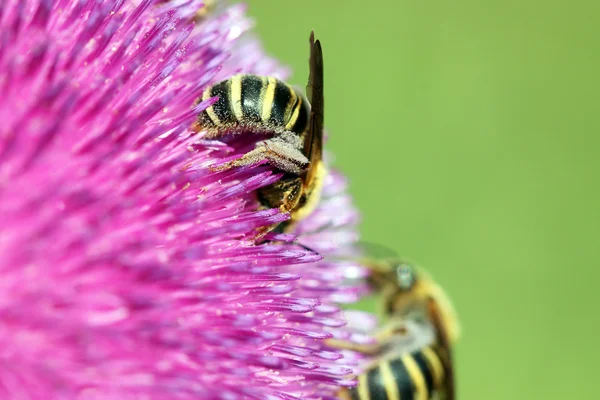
[198,74,310,137]
[340,347,446,400]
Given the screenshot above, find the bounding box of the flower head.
[0,1,367,398]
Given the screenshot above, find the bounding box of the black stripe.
[270,81,293,127]
[240,75,263,123]
[367,367,388,400]
[290,93,309,133]
[389,358,415,400]
[413,350,435,394]
[209,80,235,124]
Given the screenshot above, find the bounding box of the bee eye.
[396,264,416,290]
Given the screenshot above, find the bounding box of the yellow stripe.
[380,362,400,400]
[202,85,221,125]
[286,95,302,130]
[231,75,243,120]
[402,354,428,400]
[261,76,277,122]
[421,347,445,390]
[283,85,298,127]
[357,373,370,400]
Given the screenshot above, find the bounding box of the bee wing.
[302,31,324,187]
[339,241,411,274]
[355,241,401,260]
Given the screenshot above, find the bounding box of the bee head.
[362,259,420,311]
[380,261,461,345]
[381,261,423,315]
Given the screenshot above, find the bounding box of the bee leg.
[252,176,304,242]
[325,319,408,355]
[210,134,309,175]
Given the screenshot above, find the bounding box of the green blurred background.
[245,1,598,398]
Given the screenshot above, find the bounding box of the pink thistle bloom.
[0,0,368,399]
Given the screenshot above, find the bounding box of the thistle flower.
[0,0,368,399]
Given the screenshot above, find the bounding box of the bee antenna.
[262,236,320,255]
[293,241,318,254]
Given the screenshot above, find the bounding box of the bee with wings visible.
[328,259,460,400]
[194,32,325,238]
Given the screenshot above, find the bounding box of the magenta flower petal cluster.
[0,0,367,399]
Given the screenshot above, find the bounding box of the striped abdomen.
[198,74,310,138]
[340,347,446,400]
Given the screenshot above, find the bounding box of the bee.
[327,260,460,400]
[194,32,325,237]
[158,0,216,23]
[193,0,216,22]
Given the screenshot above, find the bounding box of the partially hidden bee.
[327,260,460,400]
[160,0,217,23]
[193,0,216,22]
[193,32,325,238]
